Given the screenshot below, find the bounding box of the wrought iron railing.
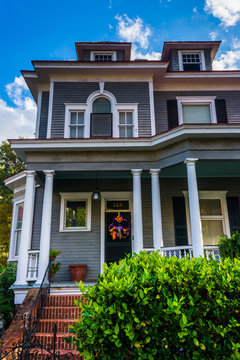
[0,324,75,359]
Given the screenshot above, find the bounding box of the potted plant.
[51,262,61,278]
[69,264,87,282]
[49,248,61,261]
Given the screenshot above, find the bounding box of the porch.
[12,158,240,302]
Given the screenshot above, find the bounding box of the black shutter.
[172,197,188,246]
[167,100,179,130]
[215,99,228,124]
[227,197,240,234]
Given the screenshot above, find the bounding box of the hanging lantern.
[92,191,101,201]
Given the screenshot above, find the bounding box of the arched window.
[92,97,111,113]
[91,97,112,138]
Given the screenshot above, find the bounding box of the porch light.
[92,191,101,201]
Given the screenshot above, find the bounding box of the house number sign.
[107,201,129,210]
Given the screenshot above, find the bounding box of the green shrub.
[218,231,240,260]
[69,252,240,360]
[0,263,17,329]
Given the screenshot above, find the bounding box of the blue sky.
[0,0,240,140]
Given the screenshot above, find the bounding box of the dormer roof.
[161,41,221,62]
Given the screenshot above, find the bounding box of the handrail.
[22,258,51,342]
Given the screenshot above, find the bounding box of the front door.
[105,212,131,264]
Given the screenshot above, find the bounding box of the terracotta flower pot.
[69,264,87,282]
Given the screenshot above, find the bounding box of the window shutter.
[91,113,112,138]
[215,99,228,124]
[227,197,240,234]
[172,197,188,246]
[167,100,179,130]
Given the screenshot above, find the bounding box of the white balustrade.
[26,250,39,281]
[204,246,220,261]
[161,246,193,259]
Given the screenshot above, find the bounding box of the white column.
[185,158,204,257]
[131,169,143,253]
[15,171,35,285]
[150,169,163,250]
[36,170,55,284]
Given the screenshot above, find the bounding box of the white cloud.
[232,37,240,49]
[115,14,151,49]
[0,76,36,142]
[209,31,217,41]
[204,0,240,27]
[213,49,240,69]
[193,7,198,13]
[131,45,161,60]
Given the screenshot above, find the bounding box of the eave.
[9,124,240,162]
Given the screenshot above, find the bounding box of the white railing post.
[36,170,55,285]
[131,169,143,254]
[185,158,204,257]
[150,169,163,250]
[15,171,35,286]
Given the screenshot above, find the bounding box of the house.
[5,40,240,305]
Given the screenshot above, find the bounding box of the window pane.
[127,126,133,137]
[66,201,86,227]
[200,199,222,216]
[119,112,125,124]
[15,230,21,256]
[92,98,111,113]
[77,112,84,124]
[70,127,76,138]
[119,127,125,138]
[201,220,224,245]
[126,112,133,124]
[182,105,211,124]
[70,112,77,124]
[77,126,84,138]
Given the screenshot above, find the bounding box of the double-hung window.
[9,202,24,260]
[119,111,134,138]
[176,97,217,125]
[60,193,91,232]
[179,50,206,71]
[69,111,84,138]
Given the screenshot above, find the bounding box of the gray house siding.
[154,91,240,135]
[51,82,99,137]
[83,50,90,61]
[104,82,151,136]
[117,50,124,61]
[204,50,212,71]
[31,187,43,250]
[38,92,49,139]
[51,82,151,138]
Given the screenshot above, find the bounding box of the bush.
[69,252,240,360]
[218,231,240,260]
[0,263,17,329]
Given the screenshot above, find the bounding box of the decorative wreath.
[108,213,130,240]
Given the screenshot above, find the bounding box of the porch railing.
[26,250,39,281]
[204,246,220,261]
[161,246,193,259]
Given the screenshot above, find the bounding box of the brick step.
[42,306,80,320]
[30,349,82,360]
[46,295,82,307]
[34,332,76,350]
[38,319,76,333]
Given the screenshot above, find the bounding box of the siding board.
[38,92,49,139]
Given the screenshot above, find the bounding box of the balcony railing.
[204,246,220,261]
[26,250,39,281]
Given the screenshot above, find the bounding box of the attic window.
[90,51,117,61]
[178,50,206,71]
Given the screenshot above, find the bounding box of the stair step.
[42,306,80,319]
[38,319,76,333]
[46,295,82,307]
[34,332,76,350]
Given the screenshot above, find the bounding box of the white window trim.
[90,51,117,61]
[64,90,138,138]
[59,192,92,232]
[176,96,217,125]
[64,104,87,138]
[8,200,24,261]
[183,191,231,245]
[178,50,206,71]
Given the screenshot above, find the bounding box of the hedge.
[69,252,240,360]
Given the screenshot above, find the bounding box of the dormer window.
[90,51,117,62]
[178,50,206,71]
